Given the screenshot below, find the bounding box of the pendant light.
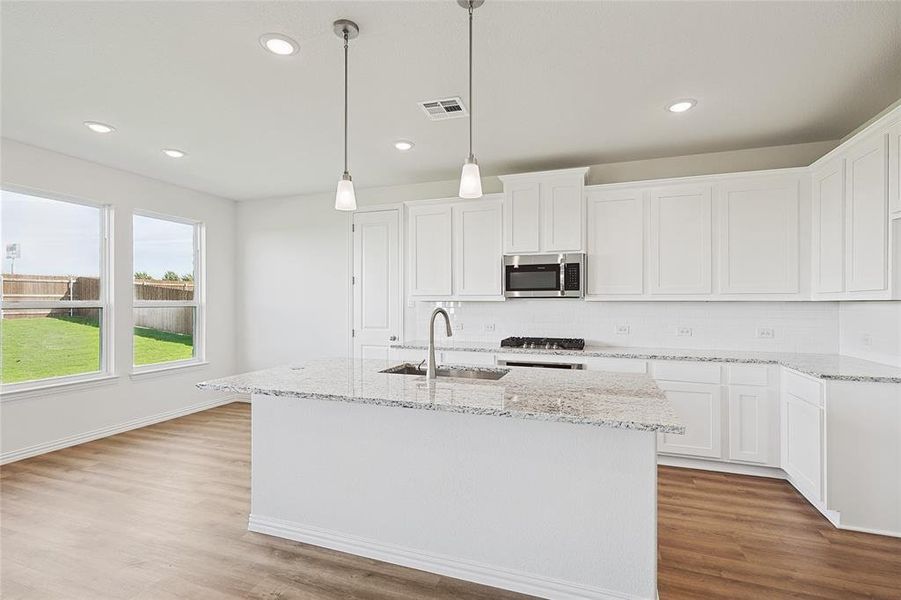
[458,0,484,199]
[334,19,360,211]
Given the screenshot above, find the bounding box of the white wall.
[408,300,840,354]
[839,302,901,366]
[0,139,238,461]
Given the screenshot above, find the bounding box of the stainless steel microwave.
[503,253,584,298]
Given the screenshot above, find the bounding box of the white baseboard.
[248,514,648,600]
[657,455,786,479]
[0,395,241,465]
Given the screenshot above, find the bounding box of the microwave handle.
[559,262,566,296]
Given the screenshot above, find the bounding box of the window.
[132,213,203,370]
[1,189,112,388]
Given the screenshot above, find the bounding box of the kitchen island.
[198,358,682,600]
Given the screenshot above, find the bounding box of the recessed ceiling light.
[84,121,115,134]
[394,140,415,151]
[259,33,299,56]
[163,149,186,158]
[667,99,697,113]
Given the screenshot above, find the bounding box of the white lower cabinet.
[727,385,775,465]
[657,381,723,459]
[780,370,825,505]
[781,392,824,504]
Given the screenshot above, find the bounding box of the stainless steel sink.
[380,363,509,380]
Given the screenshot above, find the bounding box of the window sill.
[130,360,209,380]
[1,374,120,402]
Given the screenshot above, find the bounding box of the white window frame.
[0,185,115,395]
[131,210,205,374]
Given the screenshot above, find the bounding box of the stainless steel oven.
[503,253,584,298]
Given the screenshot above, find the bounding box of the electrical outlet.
[453,322,463,331]
[406,298,414,308]
[862,333,872,348]
[676,327,693,337]
[615,325,631,335]
[484,323,496,333]
[756,327,775,339]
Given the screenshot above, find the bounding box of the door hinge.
[352,223,355,232]
[351,329,355,337]
[352,275,355,285]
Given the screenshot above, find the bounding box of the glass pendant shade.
[335,174,357,211]
[458,158,483,199]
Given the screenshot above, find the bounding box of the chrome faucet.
[427,307,453,379]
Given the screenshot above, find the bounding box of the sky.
[1,190,193,279]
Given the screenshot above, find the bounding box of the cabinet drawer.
[583,357,647,373]
[441,350,496,366]
[726,364,771,387]
[653,361,722,384]
[782,369,823,407]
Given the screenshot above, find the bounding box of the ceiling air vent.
[418,97,469,121]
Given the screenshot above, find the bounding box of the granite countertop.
[197,358,683,434]
[392,341,901,384]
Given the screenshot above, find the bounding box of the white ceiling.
[2,1,900,201]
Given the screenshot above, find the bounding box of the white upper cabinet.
[585,188,644,296]
[500,168,588,254]
[407,204,453,297]
[542,175,584,252]
[407,196,504,301]
[649,185,713,295]
[718,175,801,294]
[502,180,541,254]
[890,122,901,216]
[812,159,846,294]
[454,199,503,297]
[845,134,888,293]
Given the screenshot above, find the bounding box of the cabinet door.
[649,186,713,295]
[719,177,800,294]
[889,122,901,216]
[845,135,888,293]
[812,159,846,293]
[503,181,541,254]
[541,176,584,252]
[727,386,773,464]
[453,200,502,297]
[407,204,453,297]
[657,382,723,459]
[782,392,824,503]
[585,189,644,295]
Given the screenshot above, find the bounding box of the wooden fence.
[1,274,194,335]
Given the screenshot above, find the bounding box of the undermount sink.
[380,363,509,381]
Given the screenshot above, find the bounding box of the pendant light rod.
[333,19,360,211]
[343,29,349,175]
[456,0,484,200]
[467,0,473,160]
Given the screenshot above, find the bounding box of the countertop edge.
[195,382,685,434]
[391,344,901,384]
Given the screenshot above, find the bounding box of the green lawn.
[1,316,193,384]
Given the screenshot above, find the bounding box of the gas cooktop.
[500,337,585,351]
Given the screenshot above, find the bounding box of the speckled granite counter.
[197,357,683,433]
[392,341,901,384]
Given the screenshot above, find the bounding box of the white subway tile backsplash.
[407,301,840,354]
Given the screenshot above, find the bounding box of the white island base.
[249,393,658,600]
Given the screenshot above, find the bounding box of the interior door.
[353,209,400,362]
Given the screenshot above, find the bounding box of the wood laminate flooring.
[2,402,900,599]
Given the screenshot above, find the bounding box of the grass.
[1,316,193,384]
